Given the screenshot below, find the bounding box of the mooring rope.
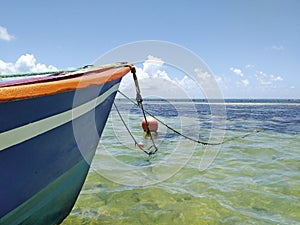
[117,90,262,146]
[129,67,158,153]
[113,102,157,156]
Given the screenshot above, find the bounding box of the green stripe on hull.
[0,159,90,225]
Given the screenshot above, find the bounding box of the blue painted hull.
[0,77,122,224]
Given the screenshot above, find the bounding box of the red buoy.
[142,116,158,132]
[137,142,144,147]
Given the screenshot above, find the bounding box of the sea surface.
[62,99,300,225]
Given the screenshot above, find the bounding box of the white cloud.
[0,54,58,75]
[176,75,193,88]
[255,70,283,86]
[241,79,249,87]
[194,68,211,80]
[219,64,291,98]
[193,68,221,95]
[175,75,202,97]
[215,76,222,83]
[0,26,14,41]
[270,74,283,81]
[230,67,244,77]
[119,55,204,99]
[271,45,284,51]
[143,55,164,74]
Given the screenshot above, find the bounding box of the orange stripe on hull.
[0,65,131,102]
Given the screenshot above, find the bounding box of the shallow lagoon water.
[62,100,300,224]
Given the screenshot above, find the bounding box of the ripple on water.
[62,101,300,224]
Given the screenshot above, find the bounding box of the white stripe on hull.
[0,83,120,152]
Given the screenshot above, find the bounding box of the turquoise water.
[62,100,300,224]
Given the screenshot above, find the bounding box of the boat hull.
[0,72,124,224]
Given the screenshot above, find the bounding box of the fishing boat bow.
[0,62,131,225]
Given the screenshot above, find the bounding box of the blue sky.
[0,0,299,98]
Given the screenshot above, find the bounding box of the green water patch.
[62,104,300,224]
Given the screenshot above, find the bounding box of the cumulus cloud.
[255,71,283,86]
[143,55,164,74]
[119,55,206,99]
[221,64,291,97]
[194,68,212,80]
[176,75,197,90]
[0,54,58,75]
[230,67,244,77]
[0,26,14,41]
[270,74,283,81]
[241,79,249,87]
